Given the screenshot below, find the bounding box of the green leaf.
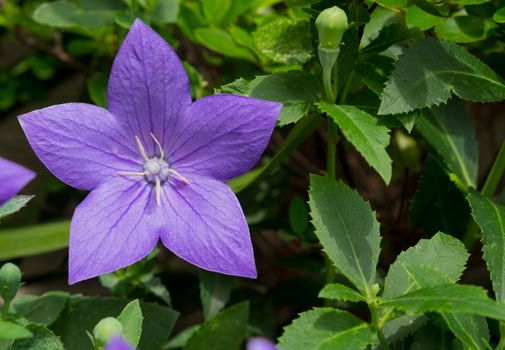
[184,302,248,350]
[218,72,321,126]
[194,28,256,62]
[201,0,231,25]
[410,157,471,236]
[383,232,469,299]
[150,0,179,24]
[435,16,498,43]
[308,175,381,296]
[86,75,107,109]
[253,18,313,65]
[441,313,490,350]
[0,320,32,340]
[416,100,478,188]
[285,0,322,5]
[278,308,375,350]
[317,103,392,183]
[33,0,114,30]
[13,292,69,326]
[379,38,505,115]
[0,221,70,260]
[493,7,505,23]
[165,325,201,349]
[0,195,34,220]
[381,314,428,345]
[381,284,505,321]
[361,21,420,57]
[199,271,235,321]
[50,296,178,350]
[468,191,505,301]
[117,300,143,347]
[405,6,444,31]
[10,324,63,350]
[289,196,309,235]
[355,55,395,96]
[318,283,365,302]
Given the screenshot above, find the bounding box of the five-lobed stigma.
[118,133,190,206]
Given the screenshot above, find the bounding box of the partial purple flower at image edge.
[18,19,281,284]
[0,157,35,205]
[105,336,134,350]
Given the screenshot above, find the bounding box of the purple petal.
[0,157,35,205]
[69,177,160,284]
[105,336,134,350]
[19,103,139,191]
[160,175,256,278]
[247,337,278,350]
[108,19,191,157]
[167,94,281,181]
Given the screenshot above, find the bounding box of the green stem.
[498,323,505,350]
[1,299,10,319]
[463,140,505,248]
[369,300,389,350]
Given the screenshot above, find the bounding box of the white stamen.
[118,171,146,177]
[155,177,161,206]
[150,133,165,159]
[168,169,190,185]
[135,136,149,162]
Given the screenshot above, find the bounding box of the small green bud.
[93,317,123,348]
[371,283,380,296]
[0,263,21,302]
[315,6,348,49]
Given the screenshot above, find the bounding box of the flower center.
[117,133,190,206]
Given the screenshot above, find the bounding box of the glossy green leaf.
[50,296,178,350]
[117,300,143,347]
[493,7,505,23]
[10,324,63,350]
[379,38,505,115]
[278,308,375,350]
[150,0,179,24]
[0,320,32,340]
[184,302,248,350]
[405,6,444,30]
[468,191,505,301]
[308,175,381,296]
[410,158,470,236]
[0,221,70,260]
[0,195,34,220]
[435,16,498,43]
[199,271,235,321]
[13,292,69,326]
[318,283,365,302]
[381,284,505,321]
[317,103,392,183]
[416,100,478,188]
[194,28,256,62]
[253,18,313,65]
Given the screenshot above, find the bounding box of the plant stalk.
[1,299,10,319]
[369,300,389,350]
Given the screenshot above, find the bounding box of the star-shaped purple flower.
[19,19,281,284]
[0,157,35,205]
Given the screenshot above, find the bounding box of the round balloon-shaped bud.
[93,317,123,348]
[315,6,348,49]
[0,263,21,302]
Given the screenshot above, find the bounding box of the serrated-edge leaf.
[317,103,392,183]
[381,284,505,321]
[117,300,143,347]
[441,313,490,350]
[308,175,381,296]
[0,195,34,220]
[468,191,505,301]
[318,283,366,302]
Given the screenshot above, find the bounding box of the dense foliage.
[1,0,505,349]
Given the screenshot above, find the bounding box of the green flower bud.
[93,317,123,348]
[0,263,21,302]
[315,6,348,49]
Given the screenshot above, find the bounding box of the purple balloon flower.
[18,19,281,284]
[105,336,134,350]
[0,157,35,205]
[247,337,278,350]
